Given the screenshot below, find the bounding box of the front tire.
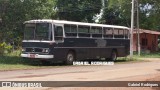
[65,51,75,65]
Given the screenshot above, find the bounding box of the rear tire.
[65,51,75,65]
[110,50,117,61]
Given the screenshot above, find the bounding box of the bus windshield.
[24,23,52,40]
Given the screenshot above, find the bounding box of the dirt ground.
[0,58,160,90]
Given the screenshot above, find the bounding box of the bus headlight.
[42,48,49,53]
[22,48,26,52]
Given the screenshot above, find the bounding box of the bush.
[0,42,12,55]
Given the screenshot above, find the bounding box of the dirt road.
[0,59,160,90]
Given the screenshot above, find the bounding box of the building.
[133,29,160,52]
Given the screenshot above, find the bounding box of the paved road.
[0,60,160,90]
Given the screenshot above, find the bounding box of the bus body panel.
[22,38,130,62]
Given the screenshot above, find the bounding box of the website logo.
[2,82,12,87]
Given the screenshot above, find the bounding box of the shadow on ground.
[0,56,38,65]
[0,56,132,66]
[0,56,64,66]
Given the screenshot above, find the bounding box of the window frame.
[54,24,64,42]
[78,25,90,38]
[64,24,78,38]
[91,26,103,38]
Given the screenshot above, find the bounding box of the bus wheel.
[110,50,117,61]
[66,51,75,65]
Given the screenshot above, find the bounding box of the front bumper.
[21,53,54,59]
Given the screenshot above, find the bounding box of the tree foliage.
[100,0,160,30]
[0,0,160,48]
[55,0,102,22]
[138,0,160,30]
[99,0,132,26]
[0,0,56,45]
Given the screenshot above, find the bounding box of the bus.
[21,19,130,65]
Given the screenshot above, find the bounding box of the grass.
[0,50,58,71]
[116,52,160,63]
[116,56,142,63]
[133,52,160,58]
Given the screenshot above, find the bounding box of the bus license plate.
[29,54,35,58]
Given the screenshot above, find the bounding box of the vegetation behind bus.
[0,42,12,55]
[1,0,160,49]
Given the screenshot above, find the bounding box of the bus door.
[54,24,65,60]
[54,24,64,42]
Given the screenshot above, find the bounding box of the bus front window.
[24,23,52,41]
[24,23,35,40]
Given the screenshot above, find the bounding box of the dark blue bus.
[21,19,130,65]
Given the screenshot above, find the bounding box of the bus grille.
[26,48,43,53]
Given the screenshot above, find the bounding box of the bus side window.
[103,28,113,38]
[113,28,124,38]
[54,26,64,41]
[113,29,119,38]
[118,29,124,38]
[78,25,90,37]
[124,29,129,39]
[91,27,102,38]
[64,24,77,37]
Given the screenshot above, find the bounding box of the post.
[102,0,105,8]
[136,0,140,56]
[130,0,135,57]
[101,0,105,18]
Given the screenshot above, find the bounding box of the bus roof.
[24,19,129,29]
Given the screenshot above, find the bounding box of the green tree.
[100,0,160,30]
[139,0,160,30]
[55,0,102,23]
[0,0,56,47]
[99,0,131,26]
